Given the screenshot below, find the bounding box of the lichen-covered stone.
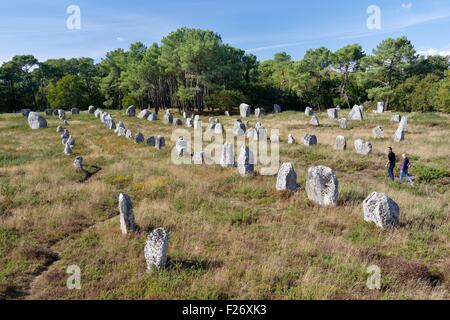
[119,193,137,235]
[354,139,372,155]
[27,112,47,129]
[335,135,347,150]
[372,126,384,139]
[144,228,169,271]
[339,118,348,129]
[239,103,251,118]
[363,192,400,229]
[276,162,298,191]
[348,105,363,121]
[306,166,339,206]
[237,147,254,177]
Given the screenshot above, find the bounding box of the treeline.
[0,28,449,114]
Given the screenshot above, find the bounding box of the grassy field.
[0,108,449,300]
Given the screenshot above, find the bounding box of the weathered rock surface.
[126,105,136,117]
[348,105,363,121]
[363,192,400,229]
[372,126,384,138]
[354,139,372,155]
[28,112,47,129]
[310,115,320,126]
[155,136,165,150]
[327,108,338,119]
[276,162,298,191]
[305,107,313,116]
[71,108,80,115]
[287,134,295,145]
[239,103,251,118]
[134,132,144,144]
[273,104,282,113]
[144,228,169,271]
[335,135,347,150]
[237,147,254,177]
[138,109,151,119]
[220,142,234,168]
[303,134,317,146]
[119,193,137,235]
[305,166,339,206]
[339,118,348,129]
[74,156,83,170]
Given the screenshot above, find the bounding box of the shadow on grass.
[166,257,223,271]
[79,165,102,183]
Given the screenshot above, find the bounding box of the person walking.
[400,153,414,186]
[385,147,396,181]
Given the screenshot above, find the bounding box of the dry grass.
[0,109,448,300]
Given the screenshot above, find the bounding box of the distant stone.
[186,118,193,128]
[303,134,317,146]
[134,132,144,144]
[146,136,155,146]
[138,109,151,119]
[363,192,400,229]
[63,120,68,126]
[192,151,210,165]
[237,147,254,177]
[94,109,102,118]
[354,139,372,155]
[273,104,282,113]
[61,129,70,141]
[21,109,31,117]
[372,126,384,139]
[58,109,66,120]
[220,142,234,168]
[276,162,298,191]
[394,127,405,142]
[108,119,116,131]
[327,108,338,119]
[45,108,53,116]
[182,111,190,119]
[310,115,320,126]
[56,126,64,133]
[119,193,137,235]
[115,121,125,134]
[270,133,280,142]
[155,136,165,150]
[64,143,73,155]
[305,107,313,116]
[173,118,183,126]
[175,137,187,157]
[125,129,132,139]
[71,108,80,115]
[391,114,401,123]
[339,118,348,129]
[335,135,347,150]
[193,118,202,130]
[306,166,339,206]
[239,103,251,118]
[287,134,295,145]
[144,228,169,271]
[163,111,173,124]
[225,111,230,117]
[348,105,363,121]
[376,102,385,114]
[147,112,157,121]
[255,108,264,118]
[88,105,96,114]
[74,156,83,171]
[66,135,75,147]
[27,112,47,129]
[117,127,126,137]
[398,116,408,132]
[126,105,136,117]
[214,123,224,135]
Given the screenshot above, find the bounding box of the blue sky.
[1,0,450,64]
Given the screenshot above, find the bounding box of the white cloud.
[417,48,450,57]
[116,37,125,42]
[401,3,413,11]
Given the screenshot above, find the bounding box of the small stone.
[173,118,183,126]
[126,105,136,117]
[255,108,264,118]
[394,127,405,142]
[363,192,400,229]
[147,112,157,121]
[63,120,68,126]
[71,108,80,115]
[234,120,246,136]
[186,118,193,128]
[237,147,254,177]
[88,105,96,114]
[220,142,234,168]
[310,115,320,126]
[144,228,169,271]
[45,108,53,116]
[273,104,282,113]
[134,132,144,144]
[108,119,116,130]
[138,109,151,119]
[372,126,384,139]
[66,135,75,147]
[239,103,251,118]
[287,134,295,145]
[58,109,66,120]
[276,162,298,191]
[306,166,339,206]
[155,136,165,150]
[339,118,348,129]
[303,134,317,146]
[335,135,347,150]
[348,105,363,121]
[305,107,313,116]
[327,108,338,119]
[175,137,187,157]
[391,115,401,123]
[163,111,173,124]
[94,109,102,118]
[56,126,64,133]
[27,112,47,129]
[64,143,73,155]
[354,139,372,155]
[119,193,137,235]
[146,136,156,146]
[214,123,224,135]
[125,130,132,139]
[182,111,190,119]
[376,102,385,114]
[225,111,230,117]
[74,156,83,170]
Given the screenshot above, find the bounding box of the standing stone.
[175,137,187,157]
[273,104,282,113]
[192,151,209,165]
[394,127,405,142]
[193,118,202,130]
[327,108,338,119]
[118,193,137,235]
[310,115,320,126]
[398,116,408,132]
[115,121,125,134]
[138,109,151,119]
[239,103,251,118]
[27,112,47,129]
[376,102,385,114]
[173,118,183,126]
[64,143,73,155]
[146,136,156,146]
[144,228,169,271]
[108,119,116,131]
[74,156,83,171]
[255,126,267,141]
[88,105,96,114]
[163,111,173,124]
[53,109,59,116]
[348,105,363,121]
[339,118,348,129]
[276,162,298,191]
[134,132,144,144]
[126,105,136,117]
[354,139,372,155]
[254,108,263,118]
[71,108,80,115]
[246,128,256,139]
[63,120,69,126]
[234,121,246,136]
[306,166,339,206]
[147,112,157,121]
[117,127,127,137]
[45,108,53,116]
[58,109,66,120]
[56,126,64,133]
[213,123,224,135]
[270,133,280,142]
[305,107,314,116]
[21,109,31,117]
[186,118,193,128]
[391,114,401,123]
[220,142,234,168]
[61,129,70,141]
[225,111,230,117]
[66,135,75,147]
[94,109,102,118]
[363,192,400,229]
[335,135,347,150]
[237,147,254,177]
[155,136,165,150]
[372,126,384,139]
[287,134,295,145]
[125,129,133,139]
[182,111,190,119]
[303,134,317,146]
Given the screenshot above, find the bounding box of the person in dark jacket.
[385,147,396,181]
[400,153,414,186]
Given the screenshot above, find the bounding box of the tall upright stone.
[310,115,320,126]
[339,118,348,129]
[64,143,73,155]
[394,127,405,142]
[239,103,251,118]
[254,108,264,118]
[398,116,408,132]
[276,162,298,191]
[348,105,363,121]
[327,108,338,119]
[147,112,157,121]
[126,105,136,117]
[237,147,254,177]
[155,136,165,150]
[74,156,84,171]
[306,166,339,206]
[21,109,31,117]
[220,142,234,168]
[305,107,313,116]
[163,111,173,124]
[88,105,96,114]
[363,192,400,229]
[335,135,347,150]
[376,102,385,114]
[144,228,169,271]
[119,193,137,235]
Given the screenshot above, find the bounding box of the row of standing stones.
[24,103,403,271]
